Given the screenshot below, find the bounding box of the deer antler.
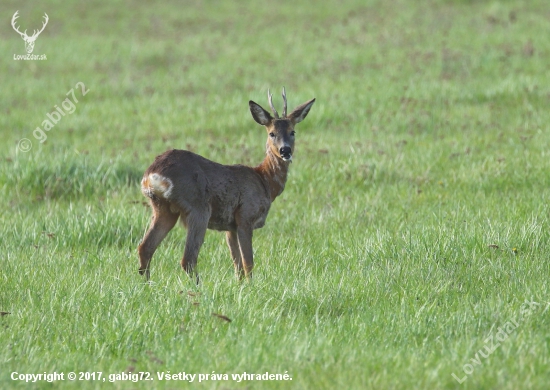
[281,87,287,118]
[11,11,28,38]
[267,89,280,119]
[31,13,48,39]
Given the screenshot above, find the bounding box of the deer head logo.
[11,11,49,54]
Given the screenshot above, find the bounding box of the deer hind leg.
[236,226,254,279]
[181,210,209,283]
[226,230,244,279]
[138,201,179,280]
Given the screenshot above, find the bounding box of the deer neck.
[254,146,290,202]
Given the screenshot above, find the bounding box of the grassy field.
[1,0,550,388]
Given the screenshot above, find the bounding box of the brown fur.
[138,91,315,281]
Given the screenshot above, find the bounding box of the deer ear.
[288,98,315,125]
[249,101,273,126]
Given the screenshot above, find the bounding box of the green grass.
[1,0,550,388]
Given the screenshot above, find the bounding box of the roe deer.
[138,88,315,281]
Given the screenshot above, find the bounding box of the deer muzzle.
[279,146,292,161]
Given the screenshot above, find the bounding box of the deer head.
[11,11,49,54]
[249,88,315,162]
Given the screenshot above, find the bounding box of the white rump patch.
[141,173,174,199]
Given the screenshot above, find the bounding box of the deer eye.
[290,131,295,136]
[269,132,275,138]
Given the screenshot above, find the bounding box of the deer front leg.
[226,230,244,279]
[236,226,254,279]
[138,202,179,280]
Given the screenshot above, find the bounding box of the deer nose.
[280,146,291,156]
